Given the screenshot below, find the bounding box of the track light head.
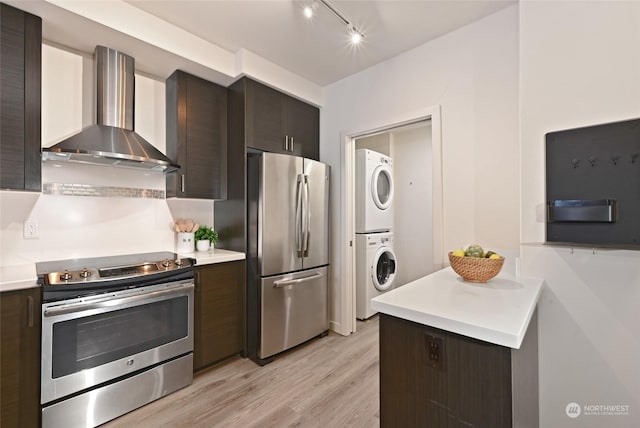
[349,25,363,45]
[307,0,365,46]
[303,1,318,19]
[303,5,314,19]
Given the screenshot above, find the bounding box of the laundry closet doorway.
[356,122,434,288]
[342,108,443,334]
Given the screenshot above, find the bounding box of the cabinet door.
[245,79,287,154]
[286,96,319,161]
[379,314,513,427]
[0,288,41,428]
[0,4,41,191]
[184,74,227,199]
[165,70,227,199]
[193,261,244,371]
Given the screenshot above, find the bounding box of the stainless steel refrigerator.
[247,152,330,364]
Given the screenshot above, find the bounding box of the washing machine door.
[371,164,394,210]
[371,247,397,291]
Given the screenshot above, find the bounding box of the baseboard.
[330,320,351,336]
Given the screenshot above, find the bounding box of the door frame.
[341,105,443,334]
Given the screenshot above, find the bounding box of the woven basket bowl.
[448,252,504,283]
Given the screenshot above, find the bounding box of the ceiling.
[124,0,516,86]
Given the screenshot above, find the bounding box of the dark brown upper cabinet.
[245,78,319,160]
[166,70,227,199]
[0,3,42,191]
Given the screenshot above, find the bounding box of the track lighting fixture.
[302,0,365,45]
[303,2,317,19]
[348,25,363,45]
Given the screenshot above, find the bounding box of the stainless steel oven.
[37,252,195,428]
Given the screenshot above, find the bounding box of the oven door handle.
[43,284,193,317]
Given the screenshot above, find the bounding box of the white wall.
[355,133,390,156]
[135,72,166,155]
[520,2,640,426]
[41,45,83,144]
[391,123,434,287]
[321,5,519,334]
[0,45,212,267]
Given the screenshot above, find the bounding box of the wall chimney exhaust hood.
[42,46,179,173]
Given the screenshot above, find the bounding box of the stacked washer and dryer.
[355,149,397,319]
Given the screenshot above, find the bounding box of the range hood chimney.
[42,46,179,173]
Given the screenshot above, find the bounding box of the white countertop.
[180,248,245,265]
[371,267,544,349]
[0,264,38,293]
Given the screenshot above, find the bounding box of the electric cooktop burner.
[36,252,195,301]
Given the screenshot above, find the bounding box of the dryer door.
[371,165,394,210]
[371,247,397,291]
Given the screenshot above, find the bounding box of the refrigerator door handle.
[295,174,304,254]
[273,271,324,288]
[303,175,311,255]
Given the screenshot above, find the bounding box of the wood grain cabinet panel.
[244,78,319,160]
[379,313,538,428]
[286,95,319,160]
[245,79,286,154]
[166,70,227,199]
[0,287,41,428]
[0,3,41,191]
[193,260,245,371]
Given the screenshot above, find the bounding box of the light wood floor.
[104,317,380,428]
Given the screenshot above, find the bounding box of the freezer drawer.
[260,266,328,359]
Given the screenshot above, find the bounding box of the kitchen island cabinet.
[0,286,41,428]
[0,3,41,191]
[194,260,245,371]
[372,268,543,428]
[166,70,227,199]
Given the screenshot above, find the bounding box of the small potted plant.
[194,225,218,252]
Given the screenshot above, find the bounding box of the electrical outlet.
[24,221,39,239]
[426,334,445,370]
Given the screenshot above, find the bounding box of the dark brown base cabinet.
[193,260,245,371]
[0,287,41,428]
[379,313,538,428]
[0,3,42,191]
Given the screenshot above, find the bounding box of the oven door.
[41,280,194,404]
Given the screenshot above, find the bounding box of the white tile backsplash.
[1,164,215,266]
[42,162,166,190]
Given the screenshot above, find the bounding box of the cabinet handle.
[27,295,34,327]
[284,136,289,151]
[290,136,294,152]
[181,174,185,193]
